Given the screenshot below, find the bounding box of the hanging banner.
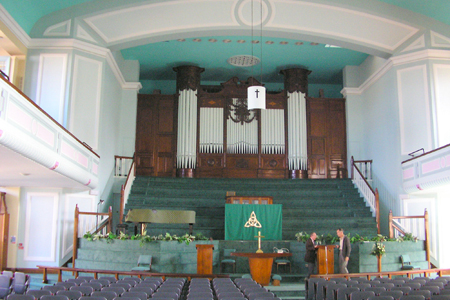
[225,204,282,240]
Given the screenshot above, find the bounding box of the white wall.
[4,188,20,268]
[15,44,140,267]
[344,53,450,267]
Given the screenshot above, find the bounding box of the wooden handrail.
[375,188,379,234]
[402,143,450,164]
[120,154,136,224]
[389,209,430,268]
[311,268,450,280]
[351,157,379,234]
[353,161,376,195]
[0,76,99,158]
[73,205,113,268]
[37,266,229,284]
[115,155,133,160]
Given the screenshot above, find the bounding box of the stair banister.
[120,154,136,224]
[388,209,430,268]
[73,205,113,268]
[351,156,380,234]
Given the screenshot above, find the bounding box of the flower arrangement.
[370,241,386,257]
[83,231,209,247]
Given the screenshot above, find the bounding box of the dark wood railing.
[72,205,113,268]
[120,155,136,224]
[37,266,229,283]
[311,268,450,280]
[389,209,430,268]
[115,156,133,177]
[351,157,380,234]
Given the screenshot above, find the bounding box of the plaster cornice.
[342,49,450,97]
[29,38,142,91]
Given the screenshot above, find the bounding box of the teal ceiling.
[0,0,92,34]
[1,0,450,86]
[121,36,368,84]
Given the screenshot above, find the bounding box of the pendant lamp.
[247,0,266,110]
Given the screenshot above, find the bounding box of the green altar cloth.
[125,209,196,223]
[225,204,282,240]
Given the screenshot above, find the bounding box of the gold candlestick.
[255,231,264,253]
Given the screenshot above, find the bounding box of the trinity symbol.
[244,211,262,228]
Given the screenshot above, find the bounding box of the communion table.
[230,252,292,286]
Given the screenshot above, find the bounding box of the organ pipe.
[226,98,258,154]
[287,91,307,170]
[261,109,285,154]
[199,107,224,153]
[176,89,198,168]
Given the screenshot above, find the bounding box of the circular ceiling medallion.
[235,0,272,27]
[227,55,260,67]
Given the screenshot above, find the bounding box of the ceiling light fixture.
[247,0,266,110]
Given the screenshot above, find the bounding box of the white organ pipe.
[287,91,307,170]
[261,109,285,154]
[226,99,257,154]
[177,89,198,168]
[199,107,224,153]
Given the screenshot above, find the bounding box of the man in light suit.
[304,232,318,278]
[336,228,351,273]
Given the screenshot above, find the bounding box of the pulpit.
[317,245,335,274]
[196,244,214,274]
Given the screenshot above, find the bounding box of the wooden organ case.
[135,66,347,179]
[196,77,287,179]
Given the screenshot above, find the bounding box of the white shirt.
[339,236,344,250]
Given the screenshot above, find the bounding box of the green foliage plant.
[294,232,419,244]
[83,230,209,247]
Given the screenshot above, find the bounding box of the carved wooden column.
[174,66,205,178]
[280,68,311,179]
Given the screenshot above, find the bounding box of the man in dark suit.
[304,232,317,278]
[336,228,351,273]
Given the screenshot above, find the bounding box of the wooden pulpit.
[196,244,214,274]
[317,245,335,274]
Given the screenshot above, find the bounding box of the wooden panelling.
[196,154,224,178]
[307,97,347,179]
[135,81,347,179]
[261,155,286,169]
[225,155,259,178]
[136,153,154,176]
[135,94,176,176]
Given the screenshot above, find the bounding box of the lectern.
[196,244,214,274]
[317,245,335,274]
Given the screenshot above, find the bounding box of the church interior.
[1,0,450,298]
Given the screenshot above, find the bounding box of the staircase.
[123,177,377,239]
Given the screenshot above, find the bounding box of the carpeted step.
[123,177,377,240]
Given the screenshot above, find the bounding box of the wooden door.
[135,94,176,176]
[307,98,347,178]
